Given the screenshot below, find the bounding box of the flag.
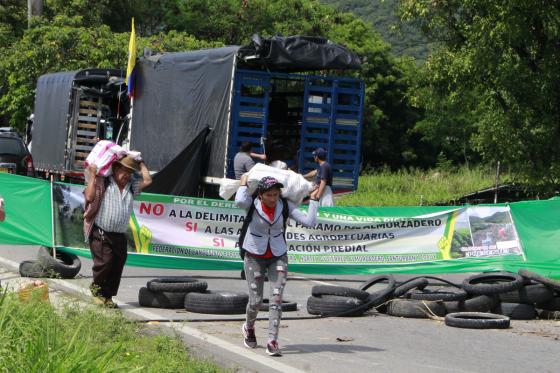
[126,18,137,97]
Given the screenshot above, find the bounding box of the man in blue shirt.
[304,147,334,206]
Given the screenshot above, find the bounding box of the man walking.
[305,147,334,206]
[83,155,152,307]
[233,141,266,179]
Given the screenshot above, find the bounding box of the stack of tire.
[139,277,208,309]
[305,269,560,327]
[307,275,397,317]
[19,246,81,279]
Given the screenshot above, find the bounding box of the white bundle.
[245,163,313,204]
[83,140,143,179]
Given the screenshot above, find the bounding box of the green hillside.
[320,0,429,61]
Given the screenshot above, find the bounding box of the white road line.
[130,307,307,373]
[290,275,336,286]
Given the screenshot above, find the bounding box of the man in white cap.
[304,147,334,206]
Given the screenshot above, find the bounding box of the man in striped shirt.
[84,155,152,307]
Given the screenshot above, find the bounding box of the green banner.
[0,173,53,246]
[2,173,560,278]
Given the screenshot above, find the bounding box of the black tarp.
[237,35,361,72]
[130,47,239,179]
[144,127,210,196]
[32,72,75,171]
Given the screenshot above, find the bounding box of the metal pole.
[50,174,56,258]
[494,161,501,204]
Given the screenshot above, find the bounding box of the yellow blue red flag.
[126,18,136,97]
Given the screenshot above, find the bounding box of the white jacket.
[235,186,318,257]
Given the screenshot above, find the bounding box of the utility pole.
[27,0,43,28]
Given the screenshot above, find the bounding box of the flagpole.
[125,17,136,151]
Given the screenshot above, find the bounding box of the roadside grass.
[338,166,503,206]
[0,289,224,372]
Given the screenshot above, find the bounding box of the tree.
[400,0,560,186]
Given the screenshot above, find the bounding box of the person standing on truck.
[236,175,319,356]
[304,147,334,206]
[233,141,267,179]
[83,155,152,308]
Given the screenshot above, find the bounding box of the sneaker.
[266,340,282,357]
[242,323,257,348]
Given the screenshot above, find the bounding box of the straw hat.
[114,155,140,172]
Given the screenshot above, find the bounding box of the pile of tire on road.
[19,246,81,279]
[306,269,560,328]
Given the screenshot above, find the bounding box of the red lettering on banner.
[139,202,165,216]
[213,238,225,247]
[185,221,198,232]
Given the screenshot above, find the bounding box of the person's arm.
[138,161,152,190]
[235,173,252,210]
[288,200,319,228]
[315,179,327,200]
[303,169,317,179]
[249,152,267,161]
[0,198,5,222]
[84,165,98,203]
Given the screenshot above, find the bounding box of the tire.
[462,272,524,295]
[518,269,560,292]
[444,295,499,313]
[358,275,397,311]
[409,287,468,302]
[445,312,510,329]
[537,296,560,311]
[498,284,554,304]
[312,285,370,301]
[259,298,298,312]
[306,295,366,317]
[19,260,48,278]
[387,298,446,318]
[393,277,429,298]
[359,274,396,292]
[147,277,208,293]
[138,287,187,309]
[36,246,81,279]
[185,291,248,314]
[496,302,537,320]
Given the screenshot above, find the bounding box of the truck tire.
[312,285,370,301]
[36,246,81,279]
[306,295,366,317]
[462,272,524,295]
[496,302,537,320]
[19,260,48,278]
[537,296,560,311]
[409,287,468,302]
[444,295,499,313]
[138,287,187,309]
[445,312,510,329]
[185,291,248,314]
[387,298,446,318]
[498,284,554,304]
[259,298,298,312]
[147,277,208,293]
[518,269,560,292]
[393,277,429,298]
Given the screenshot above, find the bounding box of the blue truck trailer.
[31,36,365,197]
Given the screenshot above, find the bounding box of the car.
[0,130,34,176]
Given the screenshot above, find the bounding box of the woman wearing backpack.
[236,175,319,356]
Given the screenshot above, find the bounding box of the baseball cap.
[258,176,284,193]
[312,147,327,158]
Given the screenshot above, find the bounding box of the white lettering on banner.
[124,198,525,265]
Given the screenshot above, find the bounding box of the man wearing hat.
[83,154,152,307]
[304,147,334,206]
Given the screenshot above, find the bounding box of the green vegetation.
[0,290,223,372]
[339,166,503,206]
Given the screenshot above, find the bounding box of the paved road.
[1,245,559,372]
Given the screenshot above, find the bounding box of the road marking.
[129,307,307,373]
[290,275,336,286]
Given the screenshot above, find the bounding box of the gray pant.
[244,254,288,342]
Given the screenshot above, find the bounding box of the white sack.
[246,163,313,204]
[219,178,241,200]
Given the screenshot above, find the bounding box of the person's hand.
[87,164,98,179]
[240,173,249,186]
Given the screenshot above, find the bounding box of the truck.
[30,35,365,196]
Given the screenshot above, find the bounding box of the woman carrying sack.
[235,174,319,356]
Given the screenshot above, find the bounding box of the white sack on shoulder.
[84,140,126,177]
[246,163,313,204]
[219,178,241,200]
